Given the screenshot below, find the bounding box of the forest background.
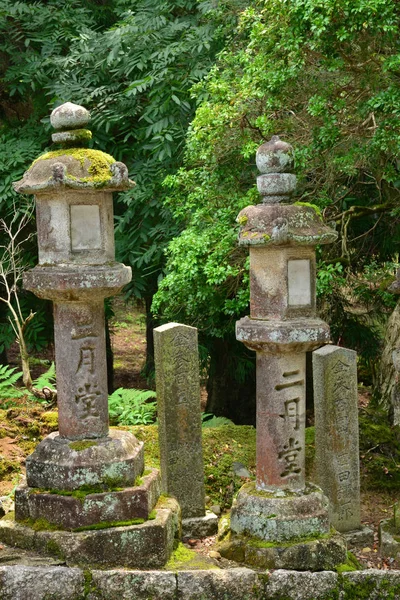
[0,0,400,424]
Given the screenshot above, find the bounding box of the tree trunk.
[143,295,157,379]
[376,300,400,414]
[205,337,256,425]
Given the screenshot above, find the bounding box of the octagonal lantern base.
[230,482,330,542]
[218,482,347,571]
[0,497,180,569]
[26,430,144,491]
[15,468,160,531]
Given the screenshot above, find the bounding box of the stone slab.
[23,263,131,301]
[0,565,84,600]
[313,345,361,532]
[26,429,144,491]
[154,323,205,519]
[230,482,330,542]
[236,316,330,354]
[219,532,347,571]
[265,569,338,599]
[176,568,261,600]
[2,565,400,599]
[343,525,375,549]
[379,518,400,558]
[15,468,160,530]
[342,569,400,599]
[89,570,177,600]
[182,512,219,538]
[0,498,180,569]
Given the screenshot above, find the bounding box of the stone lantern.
[218,137,347,570]
[0,103,179,568]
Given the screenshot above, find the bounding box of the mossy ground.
[165,542,219,571]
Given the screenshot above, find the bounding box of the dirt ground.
[1,299,400,570]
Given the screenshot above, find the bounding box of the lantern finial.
[50,102,92,147]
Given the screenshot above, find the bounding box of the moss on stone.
[20,517,62,532]
[246,529,331,549]
[339,573,400,600]
[165,542,219,571]
[68,440,98,452]
[237,215,248,226]
[294,201,322,216]
[30,148,116,186]
[72,517,145,532]
[148,510,157,520]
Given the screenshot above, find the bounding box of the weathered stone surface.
[256,136,294,175]
[0,565,84,600]
[182,512,219,538]
[50,102,90,130]
[24,264,131,301]
[236,316,330,354]
[252,352,307,490]
[379,518,400,558]
[89,570,177,600]
[265,569,338,599]
[154,323,205,519]
[25,429,144,490]
[14,152,135,194]
[248,247,316,321]
[342,569,400,599]
[15,468,160,530]
[237,204,337,247]
[219,532,346,571]
[257,172,297,200]
[230,482,330,541]
[0,498,181,568]
[176,568,260,600]
[343,525,374,549]
[313,345,361,532]
[32,190,116,266]
[52,128,92,144]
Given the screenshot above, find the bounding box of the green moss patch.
[72,518,145,532]
[31,148,116,186]
[165,542,219,571]
[68,440,98,452]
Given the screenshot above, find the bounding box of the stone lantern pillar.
[218,137,347,570]
[0,103,179,568]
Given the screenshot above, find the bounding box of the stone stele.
[313,344,361,532]
[154,322,217,537]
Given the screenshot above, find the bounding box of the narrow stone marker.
[154,323,217,535]
[313,344,361,532]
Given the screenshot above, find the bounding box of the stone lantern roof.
[237,136,337,247]
[14,102,135,194]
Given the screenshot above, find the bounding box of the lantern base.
[218,481,346,570]
[14,468,160,531]
[230,482,330,542]
[26,430,144,491]
[0,496,180,569]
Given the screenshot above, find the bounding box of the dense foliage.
[0,0,243,359]
[153,0,400,403]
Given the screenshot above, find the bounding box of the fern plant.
[28,362,57,405]
[201,413,234,428]
[108,388,157,426]
[0,364,24,401]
